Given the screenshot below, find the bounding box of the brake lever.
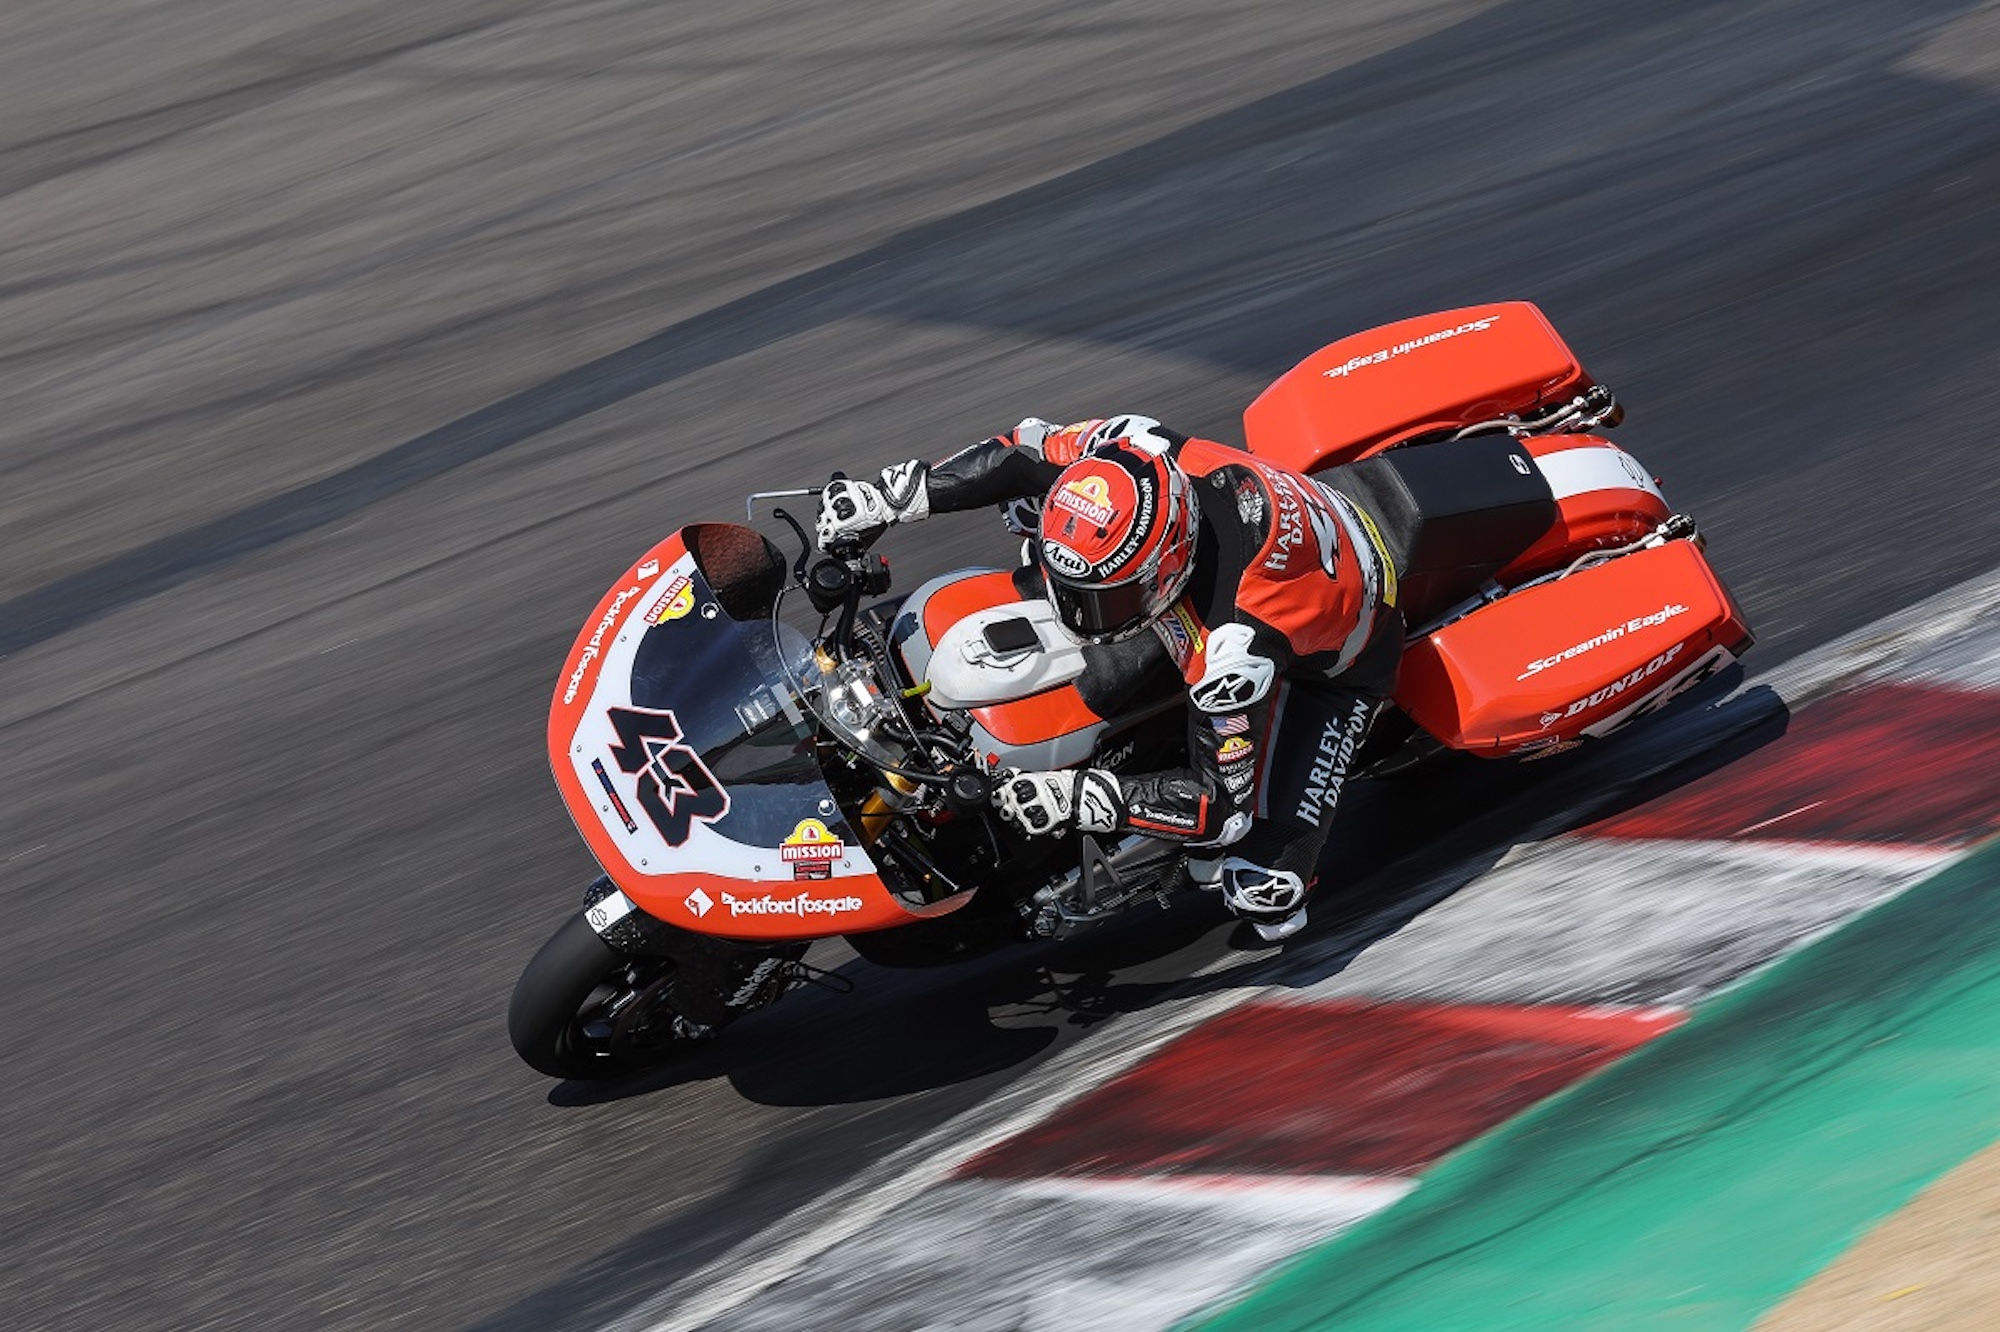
[769,506,815,583]
[831,573,862,653]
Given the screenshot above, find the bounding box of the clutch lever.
[769,507,814,582]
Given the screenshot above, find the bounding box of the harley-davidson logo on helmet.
[1043,457,1153,573]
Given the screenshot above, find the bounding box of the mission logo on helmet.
[1052,474,1120,528]
[1044,457,1153,570]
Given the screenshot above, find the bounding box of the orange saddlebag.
[1244,302,1593,473]
[1394,540,1752,756]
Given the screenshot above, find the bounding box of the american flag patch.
[1210,713,1250,735]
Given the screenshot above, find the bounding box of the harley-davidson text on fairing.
[721,891,864,918]
[563,583,643,703]
[1515,603,1689,681]
[1319,315,1501,380]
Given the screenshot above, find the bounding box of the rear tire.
[508,914,676,1080]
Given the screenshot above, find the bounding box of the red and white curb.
[612,568,2000,1332]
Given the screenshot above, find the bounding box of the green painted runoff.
[1187,841,2000,1332]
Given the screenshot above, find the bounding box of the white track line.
[1004,1175,1418,1212]
[1605,837,1964,872]
[1734,802,1826,836]
[1754,563,2000,705]
[607,562,2000,1332]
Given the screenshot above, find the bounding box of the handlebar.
[751,479,1010,847]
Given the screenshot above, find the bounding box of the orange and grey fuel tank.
[889,569,1114,770]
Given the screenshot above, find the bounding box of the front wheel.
[507,913,689,1079]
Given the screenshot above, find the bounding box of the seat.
[1318,434,1558,629]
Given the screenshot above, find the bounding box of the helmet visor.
[1044,569,1155,643]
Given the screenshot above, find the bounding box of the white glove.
[994,768,1121,837]
[815,460,931,550]
[1011,417,1057,454]
[816,478,891,548]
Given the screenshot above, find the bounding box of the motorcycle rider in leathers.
[815,415,1402,941]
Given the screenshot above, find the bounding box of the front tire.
[508,914,682,1079]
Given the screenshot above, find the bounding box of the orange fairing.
[972,684,1104,751]
[1243,302,1593,473]
[917,569,1108,758]
[547,530,959,941]
[1395,541,1752,754]
[919,569,1026,642]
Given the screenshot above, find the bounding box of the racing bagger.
[508,302,1752,1079]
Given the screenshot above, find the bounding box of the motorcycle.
[508,301,1752,1079]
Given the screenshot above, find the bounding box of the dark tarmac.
[3,2,1998,1328]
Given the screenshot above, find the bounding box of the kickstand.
[787,959,856,994]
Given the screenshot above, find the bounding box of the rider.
[815,415,1402,941]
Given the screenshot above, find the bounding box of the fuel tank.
[890,569,1112,770]
[889,569,1178,770]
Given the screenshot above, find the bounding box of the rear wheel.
[507,914,688,1079]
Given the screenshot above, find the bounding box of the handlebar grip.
[824,522,889,559]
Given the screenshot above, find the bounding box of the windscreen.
[552,530,889,914]
[622,579,826,849]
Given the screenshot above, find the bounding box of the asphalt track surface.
[3,2,1999,1329]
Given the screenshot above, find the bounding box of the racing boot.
[1190,855,1310,943]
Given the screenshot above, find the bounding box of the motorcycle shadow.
[555,676,1787,1109]
[546,901,1241,1108]
[550,910,1240,1109]
[544,779,1501,1110]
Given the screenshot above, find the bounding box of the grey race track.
[3,2,1998,1329]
